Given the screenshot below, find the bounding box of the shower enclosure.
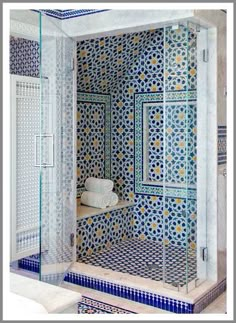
[10,10,77,285]
[75,21,209,294]
[10,9,223,299]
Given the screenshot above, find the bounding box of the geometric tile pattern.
[78,238,197,287]
[218,126,227,165]
[165,26,197,92]
[33,9,110,20]
[78,296,136,314]
[64,272,194,313]
[76,26,198,247]
[77,92,111,198]
[146,101,197,185]
[10,36,39,77]
[133,195,197,248]
[76,206,134,259]
[134,92,197,199]
[77,31,150,93]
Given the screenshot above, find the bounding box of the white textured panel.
[11,75,40,260]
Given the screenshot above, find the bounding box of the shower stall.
[9,8,226,312]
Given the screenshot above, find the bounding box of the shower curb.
[14,257,226,313]
[64,272,193,313]
[64,272,226,314]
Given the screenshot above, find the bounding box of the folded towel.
[81,191,111,209]
[108,192,119,207]
[85,177,114,194]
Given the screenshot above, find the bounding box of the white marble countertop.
[10,273,82,314]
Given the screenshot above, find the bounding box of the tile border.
[18,257,39,273]
[64,272,194,313]
[15,259,226,314]
[134,90,197,199]
[32,9,110,20]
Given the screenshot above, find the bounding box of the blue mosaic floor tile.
[78,238,196,287]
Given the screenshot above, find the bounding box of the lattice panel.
[14,78,40,256]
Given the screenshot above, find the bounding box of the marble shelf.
[77,200,134,219]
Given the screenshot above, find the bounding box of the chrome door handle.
[223,169,227,177]
[34,134,54,167]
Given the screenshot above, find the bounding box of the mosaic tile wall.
[77,92,111,198]
[77,206,134,258]
[10,36,39,77]
[76,26,198,252]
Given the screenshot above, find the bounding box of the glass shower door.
[162,22,207,293]
[39,12,76,284]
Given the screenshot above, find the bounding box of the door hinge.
[203,49,209,62]
[200,247,208,261]
[70,233,75,247]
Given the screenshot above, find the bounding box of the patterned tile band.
[18,256,39,273]
[218,126,227,165]
[64,272,194,313]
[134,91,197,199]
[78,296,136,314]
[32,9,110,20]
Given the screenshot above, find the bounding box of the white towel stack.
[81,177,119,209]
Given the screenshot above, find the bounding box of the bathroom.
[5,4,230,317]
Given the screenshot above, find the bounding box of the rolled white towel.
[85,177,114,194]
[108,192,119,207]
[81,191,111,209]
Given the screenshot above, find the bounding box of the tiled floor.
[78,238,197,287]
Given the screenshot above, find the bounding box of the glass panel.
[163,23,193,292]
[194,24,208,287]
[39,12,76,284]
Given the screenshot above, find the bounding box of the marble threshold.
[70,262,218,304]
